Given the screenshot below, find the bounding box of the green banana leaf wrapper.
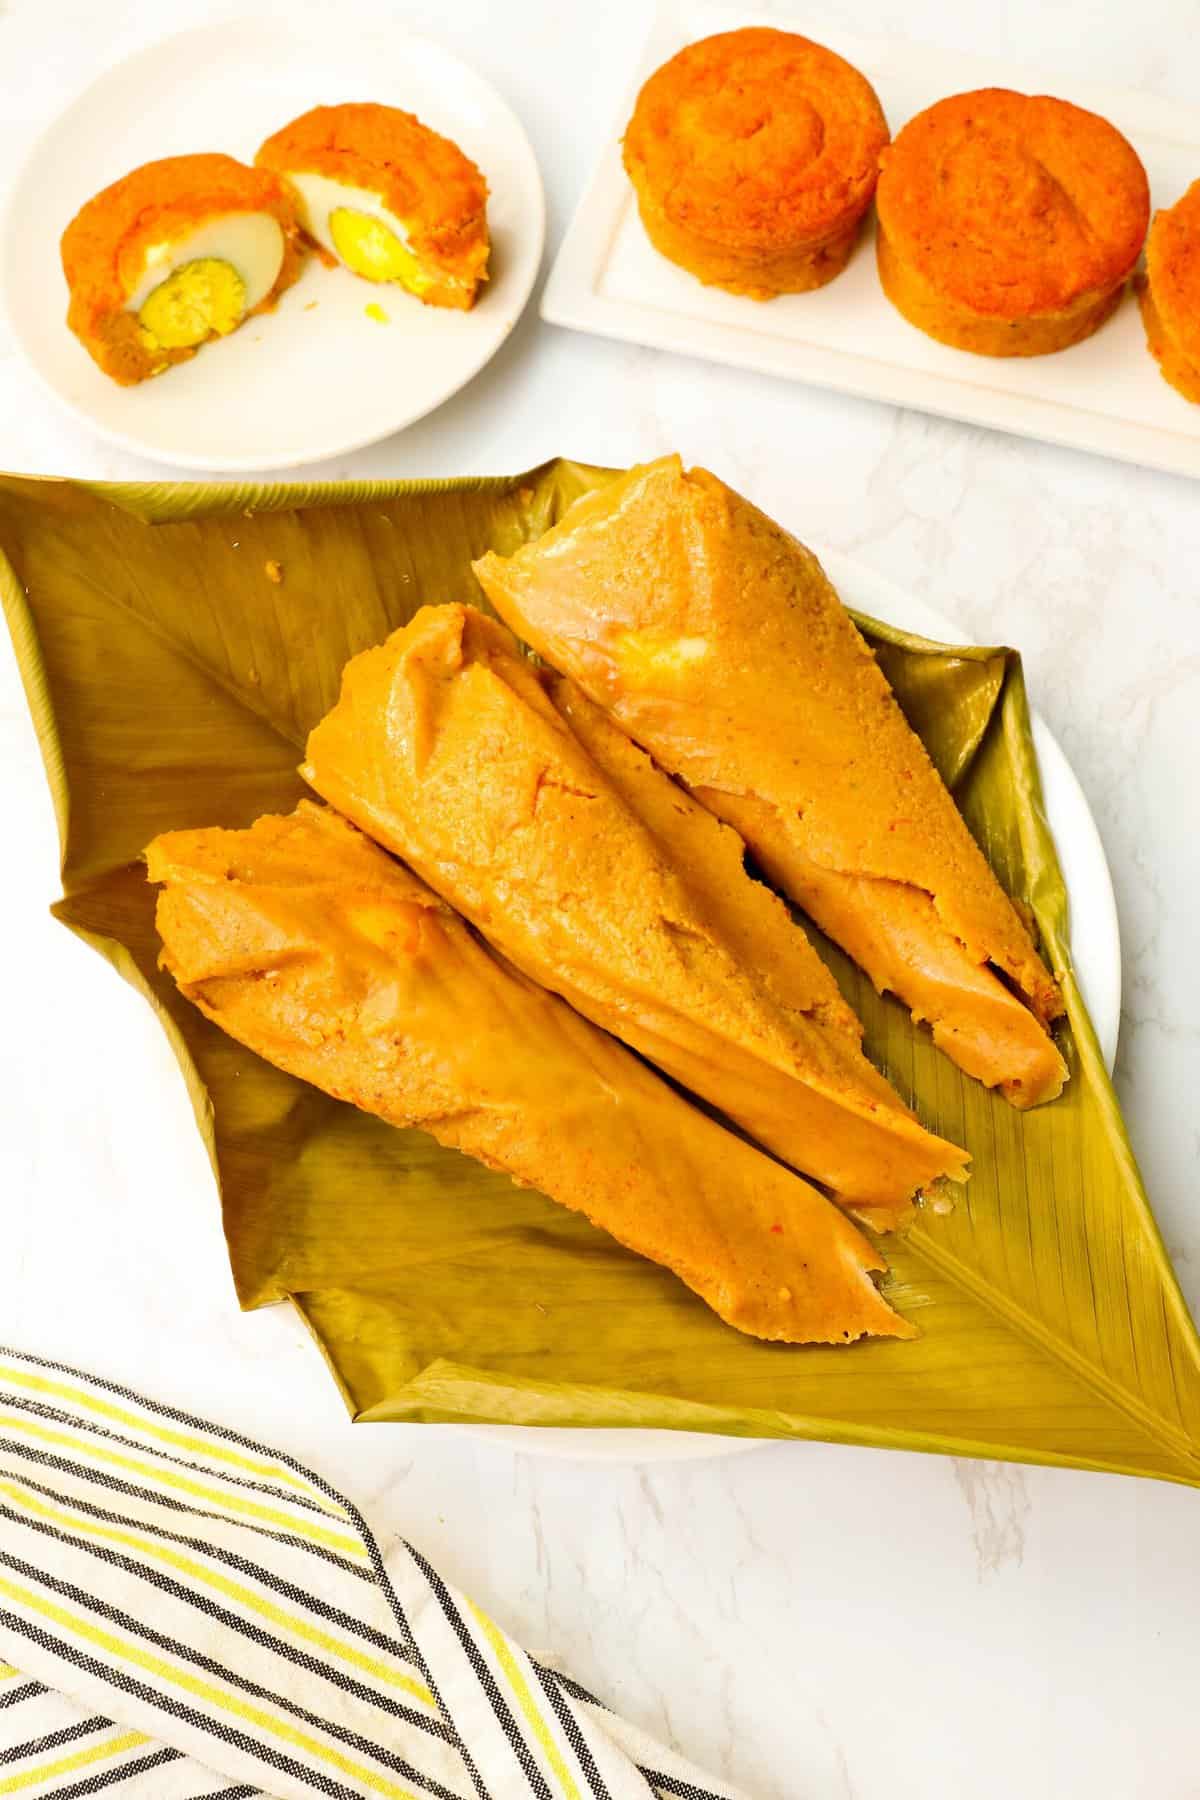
[3,462,1199,1486]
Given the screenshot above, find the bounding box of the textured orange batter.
[623,26,889,299]
[147,802,910,1345]
[302,603,967,1228]
[1139,179,1200,402]
[256,102,489,309]
[876,89,1149,356]
[475,457,1068,1108]
[61,154,303,385]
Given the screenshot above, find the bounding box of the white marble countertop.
[2,2,1198,1794]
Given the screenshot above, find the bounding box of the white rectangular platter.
[542,0,1200,479]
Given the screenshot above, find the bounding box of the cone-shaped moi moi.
[3,462,1199,1485]
[475,456,1068,1109]
[301,602,966,1231]
[148,802,909,1345]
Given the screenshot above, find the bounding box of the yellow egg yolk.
[616,631,711,684]
[138,258,248,350]
[329,208,432,295]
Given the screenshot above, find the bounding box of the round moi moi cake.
[1139,180,1200,402]
[621,26,889,300]
[875,89,1149,357]
[256,102,489,311]
[60,154,304,386]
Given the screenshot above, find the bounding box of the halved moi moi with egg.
[61,154,304,385]
[875,89,1149,357]
[256,102,490,310]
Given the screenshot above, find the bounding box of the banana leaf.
[3,463,1199,1487]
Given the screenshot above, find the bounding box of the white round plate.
[469,550,1121,1463]
[1,17,544,471]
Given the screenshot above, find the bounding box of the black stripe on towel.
[0,1716,111,1765]
[0,1539,464,1786]
[0,1509,422,1722]
[186,1788,262,1800]
[0,1350,348,1512]
[0,1680,44,1710]
[534,1660,614,1800]
[0,1468,411,1663]
[0,1438,367,1585]
[2,1393,346,1524]
[541,1665,603,1709]
[641,1770,732,1800]
[404,1541,555,1800]
[43,1745,182,1798]
[0,1354,488,1795]
[187,1788,261,1800]
[0,1605,376,1800]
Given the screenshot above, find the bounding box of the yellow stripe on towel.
[0,1416,364,1559]
[0,1367,342,1513]
[0,1730,148,1794]
[0,1575,422,1800]
[0,1479,436,1710]
[466,1600,582,1800]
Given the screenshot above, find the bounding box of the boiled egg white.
[126,212,285,345]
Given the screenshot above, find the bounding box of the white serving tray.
[542,0,1200,479]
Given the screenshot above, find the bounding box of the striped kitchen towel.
[0,1349,745,1800]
